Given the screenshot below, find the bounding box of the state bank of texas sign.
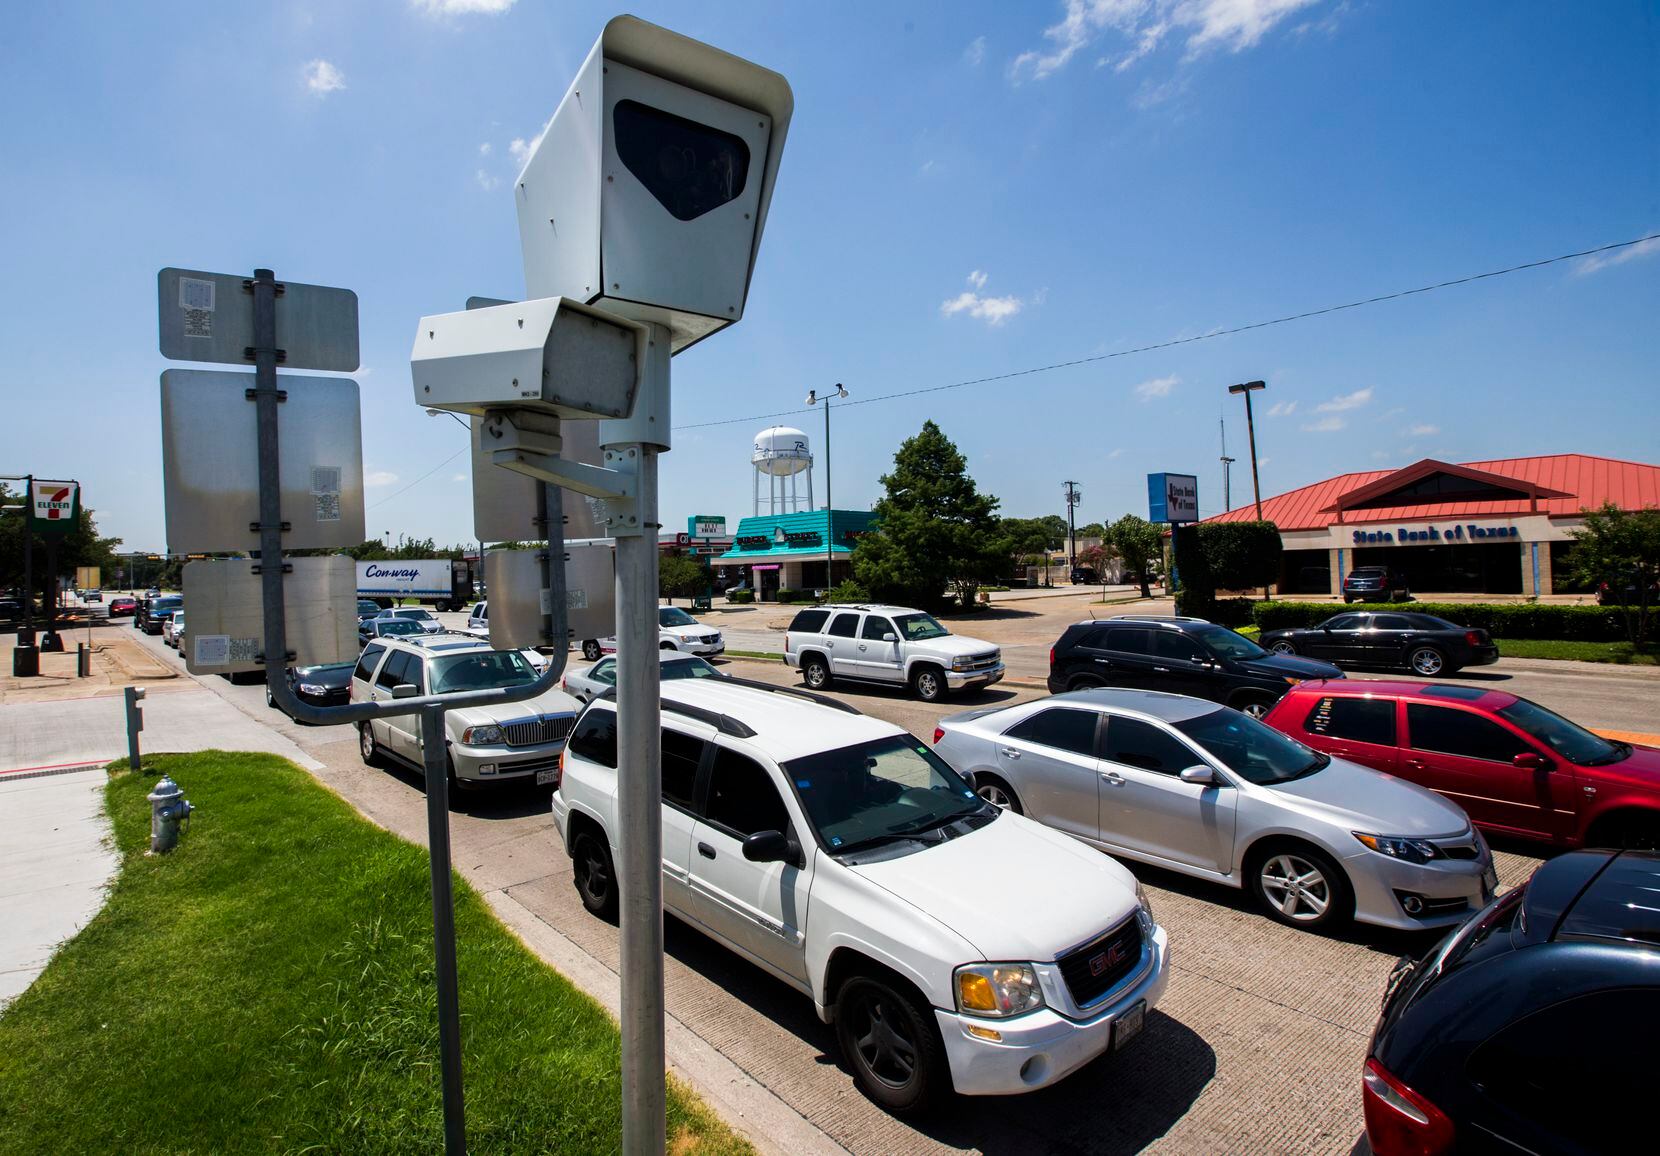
[1148,473,1199,525]
[29,479,80,534]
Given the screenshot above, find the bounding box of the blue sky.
[2,1,1656,552]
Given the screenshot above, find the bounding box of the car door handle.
[1000,748,1021,759]
[697,842,716,859]
[1093,657,1112,665]
[1404,758,1427,770]
[1101,771,1125,786]
[858,644,867,651]
[1152,666,1170,673]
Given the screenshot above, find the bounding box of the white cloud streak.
[940,271,1025,326]
[1300,416,1345,433]
[1010,0,1322,83]
[1266,399,1297,416]
[1574,235,1660,276]
[1134,374,1179,401]
[302,59,346,96]
[410,0,517,15]
[1315,386,1373,413]
[1408,423,1439,436]
[364,470,400,486]
[964,36,987,66]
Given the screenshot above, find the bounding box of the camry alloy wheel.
[976,781,1014,810]
[1259,854,1331,923]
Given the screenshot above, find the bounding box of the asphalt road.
[118,618,1613,1155]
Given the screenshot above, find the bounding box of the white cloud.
[1300,416,1345,433]
[1108,448,1125,458]
[476,169,500,190]
[964,36,987,66]
[508,115,554,170]
[1408,423,1440,436]
[1134,374,1179,401]
[302,59,346,96]
[1314,386,1373,413]
[410,0,517,15]
[1573,234,1660,276]
[940,271,1024,326]
[1266,399,1297,416]
[1010,0,1322,82]
[919,159,935,174]
[450,473,468,483]
[478,142,492,157]
[364,470,399,487]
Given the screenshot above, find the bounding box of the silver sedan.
[932,687,1498,933]
[561,650,727,704]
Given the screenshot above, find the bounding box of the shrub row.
[1250,600,1629,641]
[724,589,755,604]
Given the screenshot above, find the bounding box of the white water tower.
[752,426,815,515]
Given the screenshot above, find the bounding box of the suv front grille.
[700,634,721,644]
[501,715,575,747]
[958,653,1000,672]
[1056,914,1143,1008]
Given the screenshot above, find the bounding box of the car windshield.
[1190,623,1268,660]
[1174,709,1329,784]
[396,609,436,621]
[659,607,696,627]
[662,657,720,680]
[376,620,425,636]
[429,650,538,693]
[1497,698,1625,766]
[893,613,949,641]
[783,735,984,851]
[1351,568,1387,579]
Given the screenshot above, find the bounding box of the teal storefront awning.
[716,509,877,562]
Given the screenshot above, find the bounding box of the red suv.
[1262,680,1660,850]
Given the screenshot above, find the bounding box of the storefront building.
[1204,454,1660,597]
[713,509,877,599]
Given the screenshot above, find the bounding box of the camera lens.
[614,99,751,222]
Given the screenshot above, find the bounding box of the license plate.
[1112,1001,1146,1050]
[1482,867,1499,898]
[535,769,559,786]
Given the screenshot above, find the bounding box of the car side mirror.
[1179,765,1218,786]
[742,829,795,864]
[1514,752,1552,772]
[391,683,420,699]
[883,633,897,643]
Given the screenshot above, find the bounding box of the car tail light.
[552,749,565,792]
[1464,631,1481,646]
[1048,646,1055,669]
[931,727,944,745]
[1362,1057,1453,1156]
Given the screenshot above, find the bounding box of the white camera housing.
[411,296,646,420]
[515,15,793,354]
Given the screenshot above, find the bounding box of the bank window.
[1005,708,1098,757]
[1407,704,1530,763]
[827,613,860,638]
[705,748,789,836]
[860,616,895,641]
[1103,717,1199,775]
[1305,697,1396,746]
[661,728,704,809]
[1102,627,1152,655]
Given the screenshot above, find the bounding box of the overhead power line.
[674,230,1660,432]
[366,446,467,510]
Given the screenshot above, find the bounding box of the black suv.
[1363,849,1660,1156]
[1341,566,1409,603]
[1046,615,1342,718]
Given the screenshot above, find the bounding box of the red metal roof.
[1206,454,1660,531]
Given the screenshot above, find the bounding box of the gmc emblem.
[1088,941,1128,976]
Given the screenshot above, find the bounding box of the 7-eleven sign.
[29,479,80,533]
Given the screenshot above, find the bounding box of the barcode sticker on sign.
[194,635,230,667]
[179,277,215,339]
[310,466,341,494]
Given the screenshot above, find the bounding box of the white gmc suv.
[551,679,1167,1112]
[784,604,1003,702]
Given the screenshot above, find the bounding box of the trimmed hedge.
[1251,600,1628,642]
[724,589,755,604]
[775,588,815,603]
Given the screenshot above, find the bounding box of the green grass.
[0,752,749,1155]
[724,649,783,661]
[1494,638,1659,665]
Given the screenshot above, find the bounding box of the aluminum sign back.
[158,268,360,372]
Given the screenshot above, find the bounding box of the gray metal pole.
[420,703,467,1154]
[123,686,142,774]
[822,397,832,587]
[21,475,34,645]
[1244,389,1263,521]
[608,327,669,1156]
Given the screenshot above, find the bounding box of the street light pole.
[1063,481,1081,580]
[806,384,847,593]
[1228,381,1266,520]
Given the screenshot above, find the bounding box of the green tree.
[658,552,706,604]
[853,421,1004,610]
[1077,521,1107,540]
[1108,514,1162,598]
[1199,521,1282,591]
[1568,503,1660,646]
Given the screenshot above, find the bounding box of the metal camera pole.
[602,324,670,1156]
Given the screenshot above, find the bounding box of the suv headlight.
[954,963,1045,1018]
[1136,880,1154,925]
[461,724,503,745]
[298,683,327,696]
[1353,832,1441,864]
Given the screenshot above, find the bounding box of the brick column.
[1521,543,1535,597]
[1328,548,1344,597]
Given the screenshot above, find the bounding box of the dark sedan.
[1341,565,1409,603]
[1260,611,1496,676]
[268,661,356,714]
[358,617,429,648]
[1363,850,1659,1156]
[108,597,139,617]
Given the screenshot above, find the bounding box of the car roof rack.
[594,689,757,738]
[1107,614,1211,624]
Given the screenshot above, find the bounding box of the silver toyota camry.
[932,687,1497,932]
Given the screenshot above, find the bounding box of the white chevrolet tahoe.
[784,604,1003,702]
[551,679,1167,1112]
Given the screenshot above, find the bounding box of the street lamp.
[1063,481,1081,583]
[805,384,848,592]
[1227,381,1267,520]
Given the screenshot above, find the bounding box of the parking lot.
[99,598,1631,1155]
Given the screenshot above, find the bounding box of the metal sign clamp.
[244,387,288,402]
